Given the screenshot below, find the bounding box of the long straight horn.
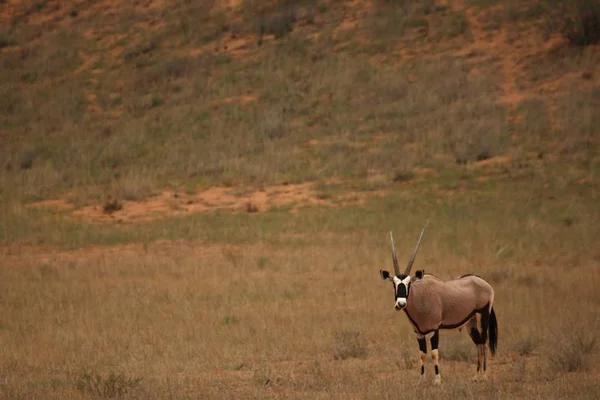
[404,226,427,275]
[390,231,400,276]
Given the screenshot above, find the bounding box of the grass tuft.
[439,11,471,39]
[333,330,368,360]
[75,370,142,398]
[260,8,297,40]
[515,337,537,356]
[19,151,35,170]
[103,198,123,214]
[549,335,596,373]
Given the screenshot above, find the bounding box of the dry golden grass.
[1,186,600,398]
[5,194,600,398]
[1,0,600,398]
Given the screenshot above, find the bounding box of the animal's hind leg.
[483,344,487,372]
[416,333,427,381]
[467,316,483,376]
[476,344,488,380]
[430,330,441,385]
[480,308,491,374]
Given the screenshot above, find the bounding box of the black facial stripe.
[396,283,407,298]
[396,283,409,299]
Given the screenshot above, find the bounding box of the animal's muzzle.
[395,299,407,310]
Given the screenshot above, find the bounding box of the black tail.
[489,307,498,356]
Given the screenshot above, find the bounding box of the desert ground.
[1,0,599,398]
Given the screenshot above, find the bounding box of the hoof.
[433,375,442,385]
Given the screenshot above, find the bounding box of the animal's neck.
[406,280,413,299]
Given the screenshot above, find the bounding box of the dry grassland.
[1,0,599,398]
[2,189,599,399]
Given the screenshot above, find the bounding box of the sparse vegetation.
[467,0,498,8]
[545,0,600,46]
[333,330,369,360]
[441,339,474,362]
[515,337,537,356]
[0,33,14,48]
[399,347,414,370]
[260,8,297,40]
[0,0,599,398]
[76,370,142,398]
[439,11,472,38]
[549,335,596,372]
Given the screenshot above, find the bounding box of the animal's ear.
[415,270,424,280]
[380,270,391,280]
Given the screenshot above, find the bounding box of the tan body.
[404,274,494,335]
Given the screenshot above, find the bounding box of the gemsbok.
[379,227,498,384]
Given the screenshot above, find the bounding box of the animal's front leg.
[431,330,441,385]
[416,333,427,381]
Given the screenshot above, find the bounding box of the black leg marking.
[480,307,490,345]
[483,347,487,372]
[431,330,440,378]
[481,308,490,375]
[418,337,427,354]
[469,328,484,344]
[431,330,439,351]
[417,337,427,376]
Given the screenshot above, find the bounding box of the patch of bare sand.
[215,0,244,9]
[180,35,254,58]
[28,199,74,212]
[212,92,258,107]
[28,182,389,224]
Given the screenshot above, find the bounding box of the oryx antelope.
[379,227,498,384]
